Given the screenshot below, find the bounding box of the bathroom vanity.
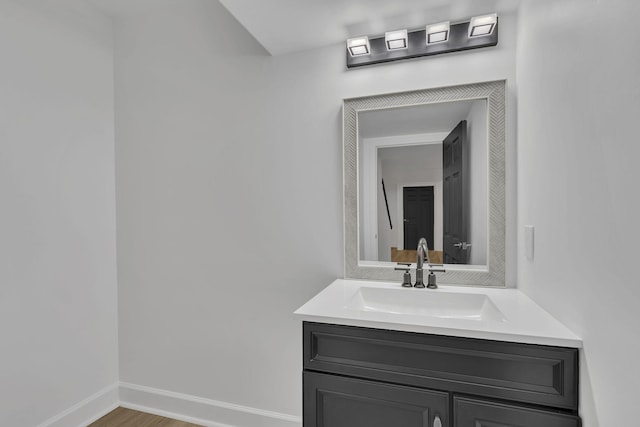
[295,280,582,427]
[308,79,582,426]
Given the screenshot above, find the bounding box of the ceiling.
[218,0,521,55]
[88,0,520,56]
[358,100,482,139]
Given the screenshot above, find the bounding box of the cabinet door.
[454,397,580,427]
[304,372,448,427]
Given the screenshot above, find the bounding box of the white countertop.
[294,279,582,348]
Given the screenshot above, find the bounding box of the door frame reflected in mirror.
[343,80,506,287]
[360,132,448,262]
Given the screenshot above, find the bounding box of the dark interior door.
[443,120,469,264]
[403,186,434,250]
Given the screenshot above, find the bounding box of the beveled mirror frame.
[343,80,506,286]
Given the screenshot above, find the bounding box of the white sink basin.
[345,287,506,322]
[294,279,583,347]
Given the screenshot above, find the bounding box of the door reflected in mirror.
[358,99,487,266]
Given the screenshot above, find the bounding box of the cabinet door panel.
[304,372,448,427]
[454,397,580,427]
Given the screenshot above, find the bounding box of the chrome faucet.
[414,238,430,288]
[415,237,445,289]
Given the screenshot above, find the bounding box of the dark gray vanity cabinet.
[303,322,581,427]
[304,372,448,427]
[454,397,580,427]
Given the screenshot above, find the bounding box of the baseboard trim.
[35,383,119,427]
[119,382,301,427]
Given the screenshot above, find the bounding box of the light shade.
[347,36,370,56]
[469,13,497,37]
[385,29,408,50]
[426,21,450,45]
[346,19,499,68]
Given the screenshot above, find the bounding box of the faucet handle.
[425,265,446,289]
[394,263,413,287]
[427,264,446,273]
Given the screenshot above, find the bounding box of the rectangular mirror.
[344,81,506,286]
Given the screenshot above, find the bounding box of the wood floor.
[89,407,203,427]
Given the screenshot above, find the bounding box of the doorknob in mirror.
[453,242,472,250]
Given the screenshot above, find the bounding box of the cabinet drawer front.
[304,371,449,427]
[304,322,578,410]
[454,396,580,427]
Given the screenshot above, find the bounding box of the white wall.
[113,0,517,423]
[467,100,488,265]
[516,0,640,425]
[377,154,386,259]
[0,1,118,426]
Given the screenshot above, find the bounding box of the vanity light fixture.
[346,14,498,68]
[468,13,498,37]
[347,36,371,56]
[426,21,450,45]
[385,29,408,50]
